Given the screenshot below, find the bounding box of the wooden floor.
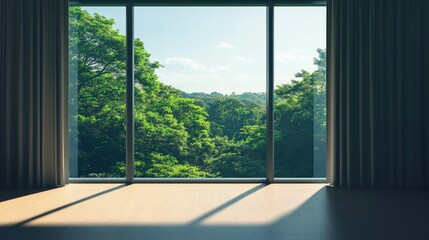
[0,184,429,240]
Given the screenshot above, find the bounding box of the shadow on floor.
[13,184,128,227]
[0,187,57,202]
[1,186,429,240]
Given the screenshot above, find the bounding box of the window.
[133,7,266,178]
[274,7,327,178]
[69,7,126,178]
[68,1,327,182]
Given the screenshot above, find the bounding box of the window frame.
[68,0,328,184]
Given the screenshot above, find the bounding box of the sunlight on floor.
[0,184,326,227]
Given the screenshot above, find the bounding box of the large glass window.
[133,7,266,178]
[274,7,327,178]
[69,7,126,178]
[68,3,327,181]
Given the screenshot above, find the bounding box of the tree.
[274,49,326,177]
[70,7,214,177]
[70,7,326,179]
[70,7,127,176]
[207,97,260,140]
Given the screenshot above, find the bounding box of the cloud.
[235,56,253,63]
[210,66,231,73]
[159,57,206,71]
[275,49,314,63]
[156,71,225,85]
[217,42,236,49]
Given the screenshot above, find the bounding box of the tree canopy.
[69,7,326,178]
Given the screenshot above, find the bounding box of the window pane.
[133,7,266,178]
[69,7,126,178]
[274,7,327,178]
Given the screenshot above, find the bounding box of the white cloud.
[275,49,314,63]
[210,66,231,73]
[216,42,236,49]
[235,56,253,63]
[159,57,206,71]
[156,71,226,86]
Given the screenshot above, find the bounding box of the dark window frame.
[68,0,328,184]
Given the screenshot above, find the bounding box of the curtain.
[0,0,68,187]
[327,0,429,187]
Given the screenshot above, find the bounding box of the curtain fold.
[0,0,68,187]
[422,0,429,186]
[327,0,429,187]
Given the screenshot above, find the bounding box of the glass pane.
[274,7,327,178]
[69,7,126,178]
[133,7,266,178]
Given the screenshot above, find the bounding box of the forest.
[69,7,326,178]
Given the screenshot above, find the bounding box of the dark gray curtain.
[327,0,429,187]
[0,0,68,187]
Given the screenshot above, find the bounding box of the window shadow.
[188,183,267,225]
[0,187,57,203]
[11,184,127,227]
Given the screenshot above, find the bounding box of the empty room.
[1,0,428,239]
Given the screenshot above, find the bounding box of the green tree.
[207,97,260,140]
[69,7,127,176]
[70,7,214,177]
[70,7,326,179]
[274,49,326,177]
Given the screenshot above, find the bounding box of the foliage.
[69,7,326,178]
[274,48,327,177]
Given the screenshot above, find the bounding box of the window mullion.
[266,2,274,182]
[126,3,134,183]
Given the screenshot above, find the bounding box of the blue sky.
[83,7,325,94]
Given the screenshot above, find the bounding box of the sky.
[83,7,326,94]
